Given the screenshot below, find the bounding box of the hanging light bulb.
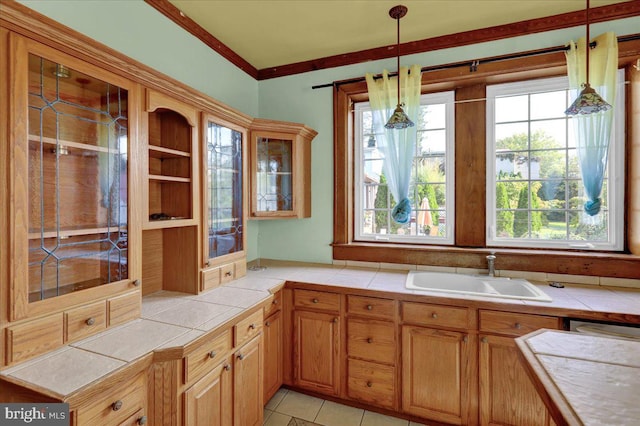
[385,5,414,129]
[565,0,611,115]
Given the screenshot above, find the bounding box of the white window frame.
[486,72,625,251]
[354,91,455,245]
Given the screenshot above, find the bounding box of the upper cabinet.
[249,119,317,219]
[6,34,141,322]
[144,90,199,229]
[202,115,247,264]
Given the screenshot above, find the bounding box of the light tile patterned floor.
[264,389,427,426]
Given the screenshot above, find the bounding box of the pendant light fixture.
[565,0,612,115]
[385,5,414,129]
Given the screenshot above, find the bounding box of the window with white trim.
[486,72,624,250]
[354,91,455,244]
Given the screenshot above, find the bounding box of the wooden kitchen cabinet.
[2,31,141,366]
[292,291,341,396]
[184,358,233,426]
[401,325,473,425]
[263,297,283,404]
[479,310,561,426]
[233,334,263,426]
[249,119,317,219]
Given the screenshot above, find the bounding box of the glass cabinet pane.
[256,138,293,212]
[27,54,128,302]
[206,122,243,258]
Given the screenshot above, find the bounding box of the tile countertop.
[516,330,640,426]
[2,260,639,400]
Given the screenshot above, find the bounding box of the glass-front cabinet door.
[249,119,317,219]
[203,116,247,265]
[9,36,137,320]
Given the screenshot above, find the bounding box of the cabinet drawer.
[264,291,282,318]
[234,309,263,347]
[117,408,147,426]
[347,359,395,409]
[201,267,221,291]
[6,313,63,364]
[108,292,140,327]
[347,319,395,364]
[294,289,340,312]
[65,301,107,342]
[402,302,471,330]
[77,373,145,425]
[185,329,233,384]
[479,310,561,337]
[347,295,395,320]
[220,263,235,285]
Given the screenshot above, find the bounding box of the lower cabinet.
[401,326,472,425]
[233,334,263,426]
[184,359,233,426]
[293,308,341,396]
[263,308,283,404]
[478,310,561,426]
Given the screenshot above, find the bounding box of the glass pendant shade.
[385,103,414,129]
[565,83,612,115]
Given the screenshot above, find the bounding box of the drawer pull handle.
[367,338,373,344]
[112,400,123,411]
[237,353,245,361]
[205,261,211,267]
[265,321,271,327]
[133,279,141,287]
[85,317,95,326]
[514,322,522,329]
[481,337,488,343]
[224,364,231,371]
[366,381,373,387]
[208,351,217,359]
[366,305,373,310]
[431,313,438,319]
[312,298,319,303]
[332,317,338,323]
[463,335,469,343]
[273,299,279,305]
[225,271,232,277]
[249,324,256,330]
[138,416,148,425]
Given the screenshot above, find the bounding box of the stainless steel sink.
[405,271,552,302]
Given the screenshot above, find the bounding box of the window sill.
[332,242,640,279]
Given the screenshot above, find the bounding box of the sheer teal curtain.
[566,32,618,216]
[366,65,421,224]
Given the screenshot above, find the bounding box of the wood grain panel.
[294,289,340,312]
[184,359,233,426]
[108,291,141,327]
[141,229,163,295]
[234,309,263,348]
[402,301,472,331]
[479,310,561,337]
[6,313,63,364]
[263,309,283,404]
[76,372,145,425]
[347,318,395,365]
[347,358,395,409]
[347,295,395,319]
[629,64,640,255]
[65,300,106,342]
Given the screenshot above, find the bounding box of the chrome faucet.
[486,253,496,277]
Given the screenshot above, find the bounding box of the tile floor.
[264,388,427,426]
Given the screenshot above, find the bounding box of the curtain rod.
[311,33,639,90]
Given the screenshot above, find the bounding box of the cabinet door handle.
[366,381,373,387]
[481,337,488,344]
[85,317,95,326]
[265,321,271,327]
[137,415,148,425]
[249,323,256,330]
[237,353,245,360]
[225,271,232,277]
[431,313,438,319]
[208,351,217,359]
[332,317,338,323]
[112,400,123,411]
[514,322,522,329]
[133,279,141,287]
[273,299,279,305]
[205,261,211,267]
[312,298,319,303]
[366,304,373,311]
[462,335,469,343]
[224,364,231,371]
[367,338,373,344]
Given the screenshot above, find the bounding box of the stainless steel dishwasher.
[567,318,640,341]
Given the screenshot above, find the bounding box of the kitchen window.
[486,72,625,250]
[354,91,455,244]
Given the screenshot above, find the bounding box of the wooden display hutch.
[141,90,199,295]
[249,119,317,219]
